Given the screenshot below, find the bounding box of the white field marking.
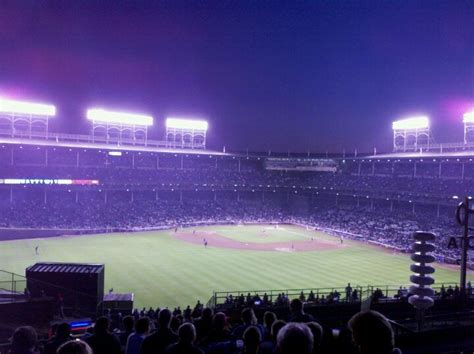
[275,248,295,252]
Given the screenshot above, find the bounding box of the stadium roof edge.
[0,137,230,156]
[367,151,474,159]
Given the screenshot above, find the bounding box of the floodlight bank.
[463,111,474,123]
[392,116,429,130]
[87,108,153,126]
[0,98,56,116]
[166,117,208,130]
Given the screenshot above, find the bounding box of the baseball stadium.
[1,100,474,353]
[2,2,474,354]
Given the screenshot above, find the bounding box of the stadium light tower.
[165,117,208,149]
[0,97,56,138]
[86,108,153,145]
[392,116,431,152]
[463,111,474,144]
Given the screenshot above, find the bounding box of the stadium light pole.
[463,111,474,144]
[0,97,56,138]
[392,116,430,152]
[165,117,209,149]
[86,108,153,144]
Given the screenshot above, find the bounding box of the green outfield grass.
[0,224,468,309]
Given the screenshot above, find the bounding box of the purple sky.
[0,1,473,153]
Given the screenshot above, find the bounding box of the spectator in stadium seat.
[299,291,306,302]
[232,308,264,339]
[164,323,203,354]
[306,322,323,354]
[348,310,402,354]
[85,317,122,354]
[9,326,38,354]
[170,315,183,333]
[276,323,313,354]
[345,283,353,301]
[288,298,314,323]
[241,326,261,354]
[57,340,93,354]
[140,309,178,354]
[43,322,73,354]
[119,316,135,349]
[259,320,286,354]
[194,307,214,341]
[200,312,234,346]
[262,311,276,341]
[126,317,150,354]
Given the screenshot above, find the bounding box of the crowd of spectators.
[3,162,474,199]
[5,305,403,354]
[1,147,472,267]
[0,196,469,265]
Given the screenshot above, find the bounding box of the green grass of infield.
[0,224,468,309]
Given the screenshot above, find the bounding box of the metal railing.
[394,141,474,153]
[0,128,205,150]
[210,283,460,309]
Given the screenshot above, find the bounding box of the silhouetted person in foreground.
[232,308,264,339]
[194,307,213,341]
[140,309,178,354]
[276,323,313,354]
[9,326,38,354]
[85,317,122,354]
[43,322,73,354]
[164,323,203,354]
[348,310,402,354]
[288,298,314,323]
[259,319,286,354]
[126,317,150,354]
[57,340,93,354]
[200,312,234,346]
[120,316,135,349]
[242,326,261,354]
[306,322,324,354]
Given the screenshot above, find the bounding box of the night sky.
[0,1,473,153]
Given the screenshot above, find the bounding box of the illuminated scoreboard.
[0,179,99,185]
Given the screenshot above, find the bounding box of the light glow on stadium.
[166,118,208,131]
[463,111,474,123]
[87,108,153,126]
[0,98,56,116]
[392,116,429,130]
